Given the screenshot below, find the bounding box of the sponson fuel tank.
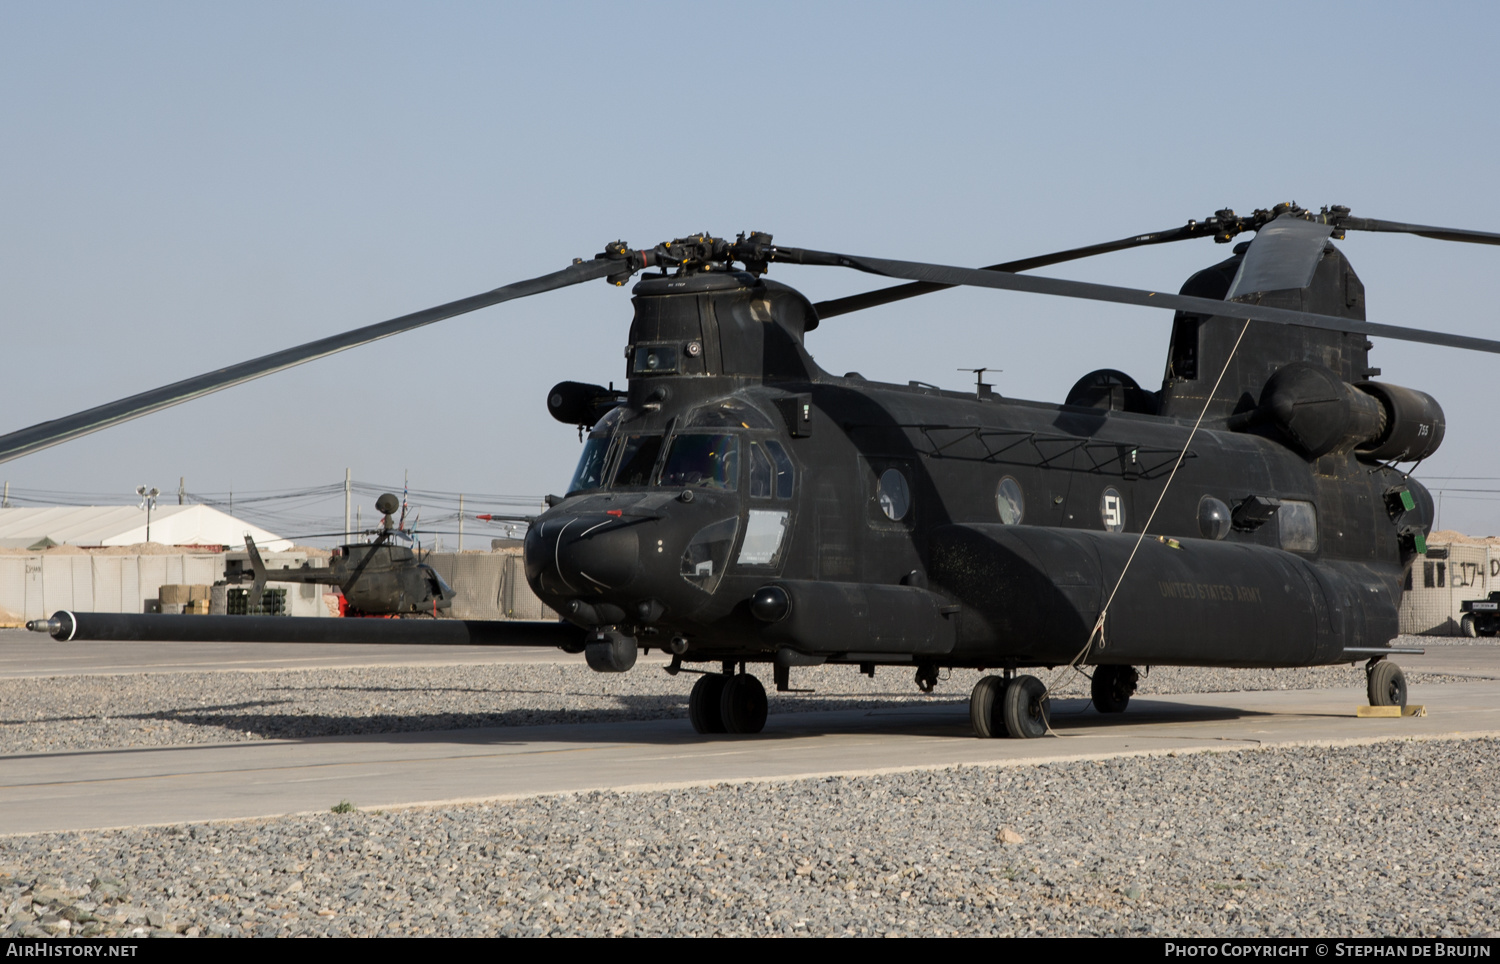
[927,524,1397,667]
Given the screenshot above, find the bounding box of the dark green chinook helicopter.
[10,204,1500,738]
[231,493,456,617]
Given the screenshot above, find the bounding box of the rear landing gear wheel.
[1002,675,1051,739]
[689,674,728,734]
[969,675,1007,738]
[1367,661,1407,709]
[721,673,768,734]
[1091,664,1139,714]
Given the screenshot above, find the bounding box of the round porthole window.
[877,469,910,521]
[1198,496,1231,540]
[1100,487,1125,533]
[997,477,1024,525]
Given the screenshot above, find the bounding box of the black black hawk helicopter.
[14,203,1500,738]
[231,493,456,617]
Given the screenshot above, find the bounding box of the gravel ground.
[0,636,1492,938]
[0,634,1482,754]
[1,737,1495,938]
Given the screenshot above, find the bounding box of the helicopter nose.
[526,514,640,594]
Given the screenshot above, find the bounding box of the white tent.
[0,505,290,551]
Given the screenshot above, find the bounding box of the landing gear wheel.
[1091,664,1139,714]
[720,674,768,734]
[969,675,1007,738]
[1367,661,1407,708]
[1002,674,1051,739]
[1462,614,1479,638]
[689,674,729,734]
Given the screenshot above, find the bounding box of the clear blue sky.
[5,2,1500,535]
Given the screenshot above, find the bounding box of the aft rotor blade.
[0,257,620,466]
[777,246,1500,356]
[813,221,1217,319]
[1339,216,1500,247]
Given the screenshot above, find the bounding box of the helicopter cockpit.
[565,396,794,499]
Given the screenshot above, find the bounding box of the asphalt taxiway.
[1,633,1496,835]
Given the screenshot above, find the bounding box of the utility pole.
[178,477,185,505]
[2,482,8,509]
[458,494,464,552]
[344,468,351,543]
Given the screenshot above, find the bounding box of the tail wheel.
[1002,675,1051,739]
[1367,661,1408,708]
[1091,664,1139,713]
[969,675,1007,738]
[720,674,768,734]
[689,674,728,734]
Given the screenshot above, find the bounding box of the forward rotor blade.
[813,221,1217,319]
[1339,216,1500,247]
[777,246,1500,356]
[0,257,619,466]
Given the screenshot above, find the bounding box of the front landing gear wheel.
[721,674,768,734]
[969,675,1007,738]
[1367,661,1407,708]
[1091,665,1139,713]
[689,674,728,734]
[1002,675,1051,739]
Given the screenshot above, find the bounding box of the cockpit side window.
[748,439,795,499]
[661,433,740,490]
[568,437,612,493]
[764,439,795,498]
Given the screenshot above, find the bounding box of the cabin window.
[613,434,663,487]
[661,434,740,490]
[878,469,911,522]
[997,477,1024,525]
[1278,500,1319,553]
[736,510,789,567]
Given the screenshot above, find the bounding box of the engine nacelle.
[1257,362,1384,459]
[1255,363,1446,463]
[1356,381,1446,462]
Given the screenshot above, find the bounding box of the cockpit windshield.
[567,437,611,493]
[565,407,627,494]
[661,433,740,490]
[614,434,664,487]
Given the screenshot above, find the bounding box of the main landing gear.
[1090,664,1139,714]
[970,673,1051,739]
[689,668,769,735]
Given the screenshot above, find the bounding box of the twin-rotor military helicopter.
[13,203,1500,739]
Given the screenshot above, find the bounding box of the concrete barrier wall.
[425,552,556,620]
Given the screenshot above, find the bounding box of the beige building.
[1397,535,1500,635]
